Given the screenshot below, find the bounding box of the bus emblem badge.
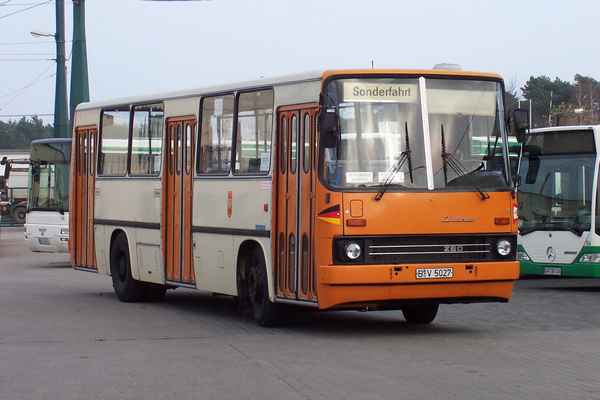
[546,247,556,261]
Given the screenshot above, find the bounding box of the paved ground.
[1,227,600,400]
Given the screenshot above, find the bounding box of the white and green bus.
[25,138,71,252]
[517,125,600,277]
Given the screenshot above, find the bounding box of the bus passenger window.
[198,94,235,174]
[186,123,193,175]
[290,114,298,174]
[130,103,164,176]
[280,117,287,174]
[234,90,274,175]
[99,108,130,176]
[176,124,182,176]
[169,125,175,175]
[303,113,311,173]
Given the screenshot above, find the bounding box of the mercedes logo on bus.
[546,246,556,261]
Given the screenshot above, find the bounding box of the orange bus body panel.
[163,117,196,285]
[70,126,97,270]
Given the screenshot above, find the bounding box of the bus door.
[275,104,318,301]
[73,126,97,269]
[163,117,196,285]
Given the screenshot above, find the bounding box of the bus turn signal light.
[494,217,510,225]
[346,218,367,227]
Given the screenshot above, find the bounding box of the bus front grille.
[363,235,512,264]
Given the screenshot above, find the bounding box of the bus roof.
[31,138,72,145]
[529,125,600,134]
[76,68,503,112]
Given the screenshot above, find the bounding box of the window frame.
[196,92,236,176]
[232,88,274,177]
[128,102,165,178]
[98,105,131,177]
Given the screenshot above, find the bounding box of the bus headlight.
[60,228,69,236]
[496,239,512,256]
[517,250,530,261]
[580,253,600,263]
[345,242,362,260]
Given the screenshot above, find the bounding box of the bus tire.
[246,248,279,326]
[110,233,145,302]
[402,303,439,324]
[11,205,26,224]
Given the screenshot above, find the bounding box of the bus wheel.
[402,304,439,324]
[110,233,145,302]
[11,205,26,224]
[246,248,278,326]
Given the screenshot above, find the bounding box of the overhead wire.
[0,52,54,55]
[0,41,70,46]
[1,2,52,6]
[0,58,52,61]
[0,0,52,21]
[0,62,54,112]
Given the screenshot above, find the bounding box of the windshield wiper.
[374,122,414,201]
[441,124,490,201]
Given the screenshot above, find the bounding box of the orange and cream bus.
[70,68,520,325]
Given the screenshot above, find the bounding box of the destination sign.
[343,82,418,103]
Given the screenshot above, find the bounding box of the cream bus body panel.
[94,178,162,280]
[188,81,319,299]
[192,178,272,296]
[164,97,199,119]
[74,77,322,299]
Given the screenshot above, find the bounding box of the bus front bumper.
[25,224,69,253]
[317,261,519,310]
[520,260,600,278]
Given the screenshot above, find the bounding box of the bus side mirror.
[318,111,340,148]
[0,157,6,166]
[511,108,530,142]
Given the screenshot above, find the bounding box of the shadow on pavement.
[138,289,480,337]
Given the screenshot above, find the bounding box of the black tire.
[402,304,439,324]
[245,248,279,326]
[110,233,145,302]
[236,257,251,314]
[11,206,25,224]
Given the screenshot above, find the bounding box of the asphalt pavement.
[1,226,599,400]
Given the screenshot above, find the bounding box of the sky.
[1,0,599,124]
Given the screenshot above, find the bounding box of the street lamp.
[30,31,55,38]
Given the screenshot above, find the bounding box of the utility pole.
[54,0,69,138]
[69,0,89,135]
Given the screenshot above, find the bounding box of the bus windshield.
[518,130,596,235]
[321,77,510,191]
[28,141,71,212]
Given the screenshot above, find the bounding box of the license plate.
[38,237,50,245]
[544,267,561,276]
[416,267,454,279]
